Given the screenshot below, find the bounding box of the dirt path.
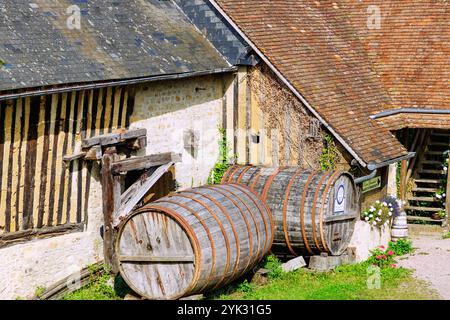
[397,235,450,300]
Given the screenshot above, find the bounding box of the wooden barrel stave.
[116,184,273,300]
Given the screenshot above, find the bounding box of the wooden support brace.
[101,147,121,273]
[114,162,174,227]
[111,152,181,175]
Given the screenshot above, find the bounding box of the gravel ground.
[397,235,450,300]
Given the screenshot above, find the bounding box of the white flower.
[389,207,393,212]
[369,214,374,218]
[372,221,377,226]
[388,203,393,207]
[378,209,382,216]
[402,200,407,205]
[370,206,376,212]
[376,200,380,204]
[444,167,448,171]
[382,202,388,207]
[365,217,369,221]
[443,193,446,197]
[436,194,442,199]
[388,212,392,216]
[376,217,380,221]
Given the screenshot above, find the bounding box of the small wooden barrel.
[222,166,359,256]
[116,184,273,300]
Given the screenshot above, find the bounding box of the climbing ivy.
[319,134,338,170]
[207,127,236,185]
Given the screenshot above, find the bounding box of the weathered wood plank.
[119,255,195,263]
[114,162,175,227]
[111,152,181,174]
[101,148,119,273]
[82,129,147,149]
[63,152,87,162]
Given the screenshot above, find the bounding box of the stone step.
[425,151,446,156]
[414,179,441,184]
[418,169,445,174]
[412,187,438,192]
[406,215,444,223]
[422,160,443,165]
[405,206,443,212]
[408,196,437,202]
[431,132,450,137]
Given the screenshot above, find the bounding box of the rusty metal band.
[170,193,231,290]
[226,165,242,184]
[220,165,236,184]
[249,170,263,191]
[203,185,257,275]
[281,170,304,256]
[134,205,202,300]
[183,190,241,287]
[261,167,283,201]
[156,199,216,292]
[311,171,331,252]
[229,183,274,258]
[236,166,253,184]
[300,171,318,255]
[319,171,342,253]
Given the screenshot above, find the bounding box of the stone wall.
[348,220,392,262]
[0,73,235,299]
[0,164,104,300]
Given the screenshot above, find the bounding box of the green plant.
[35,286,46,299]
[207,127,235,185]
[388,239,414,256]
[436,210,446,219]
[443,232,450,239]
[319,134,338,170]
[361,200,394,227]
[63,264,120,300]
[237,280,254,293]
[262,255,283,279]
[367,246,397,268]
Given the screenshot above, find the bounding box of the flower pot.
[431,213,444,220]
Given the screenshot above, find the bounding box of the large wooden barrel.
[222,166,359,256]
[116,184,273,300]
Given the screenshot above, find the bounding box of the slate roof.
[0,0,229,91]
[214,0,409,166]
[174,0,256,65]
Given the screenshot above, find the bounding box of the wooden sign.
[362,176,382,193]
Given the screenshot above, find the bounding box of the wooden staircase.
[405,129,449,224]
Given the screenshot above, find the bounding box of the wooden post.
[399,129,409,201]
[445,155,450,230]
[101,147,121,273]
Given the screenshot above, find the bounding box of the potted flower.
[361,198,396,227]
[432,210,446,221]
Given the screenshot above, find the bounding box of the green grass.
[443,232,450,239]
[209,262,439,300]
[63,265,125,300]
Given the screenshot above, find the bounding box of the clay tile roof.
[0,0,229,91]
[341,0,449,111]
[214,0,447,166]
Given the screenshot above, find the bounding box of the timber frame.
[91,128,182,272]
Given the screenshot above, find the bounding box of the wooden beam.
[111,152,181,175]
[82,129,147,149]
[63,152,87,162]
[101,148,120,273]
[84,145,102,161]
[446,154,450,229]
[114,162,174,227]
